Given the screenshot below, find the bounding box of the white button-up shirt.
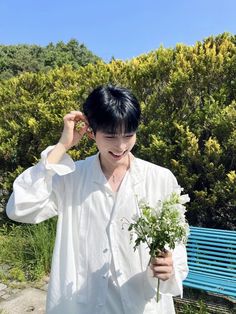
[6,147,188,314]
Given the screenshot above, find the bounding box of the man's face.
[94,130,136,166]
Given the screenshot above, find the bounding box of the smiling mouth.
[109,151,127,158]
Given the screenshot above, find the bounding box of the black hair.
[83,85,141,134]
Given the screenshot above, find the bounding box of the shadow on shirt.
[46,263,158,314]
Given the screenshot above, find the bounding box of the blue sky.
[0,0,235,62]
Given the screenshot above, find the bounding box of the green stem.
[148,256,161,303]
[156,278,160,302]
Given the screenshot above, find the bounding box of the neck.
[100,153,131,177]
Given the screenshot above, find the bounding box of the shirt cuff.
[41,145,76,176]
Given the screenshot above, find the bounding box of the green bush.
[0,33,235,230]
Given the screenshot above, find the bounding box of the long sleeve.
[6,146,75,224]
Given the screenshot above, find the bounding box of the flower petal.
[179,194,190,204]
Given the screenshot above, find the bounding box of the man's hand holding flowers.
[150,251,173,281]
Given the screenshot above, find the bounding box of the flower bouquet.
[128,187,190,302]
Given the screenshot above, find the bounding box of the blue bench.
[183,226,236,300]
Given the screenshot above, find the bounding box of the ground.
[0,277,48,314]
[0,288,46,314]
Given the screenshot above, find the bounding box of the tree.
[0,39,101,80]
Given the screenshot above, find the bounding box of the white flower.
[174,203,186,214]
[174,185,184,195]
[179,194,190,204]
[185,224,190,236]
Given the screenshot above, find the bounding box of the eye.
[125,134,134,138]
[105,135,116,139]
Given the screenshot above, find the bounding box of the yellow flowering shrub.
[0,33,235,229]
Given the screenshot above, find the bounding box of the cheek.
[132,135,137,145]
[95,140,106,150]
[129,138,136,148]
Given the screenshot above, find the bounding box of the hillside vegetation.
[0,33,235,230]
[0,39,101,80]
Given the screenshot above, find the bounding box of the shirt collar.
[90,152,144,186]
[130,155,145,186]
[91,153,107,185]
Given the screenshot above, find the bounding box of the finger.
[63,113,78,121]
[151,257,166,265]
[63,113,88,132]
[151,257,173,268]
[154,272,172,281]
[70,111,89,123]
[62,112,85,124]
[152,264,172,273]
[153,265,173,280]
[152,258,171,264]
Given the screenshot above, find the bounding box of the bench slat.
[188,252,236,262]
[189,230,236,239]
[188,236,236,246]
[184,276,236,297]
[188,266,236,279]
[187,271,236,287]
[188,256,236,268]
[188,239,236,249]
[185,278,236,293]
[188,260,236,273]
[189,265,236,280]
[187,247,236,259]
[189,232,236,244]
[187,244,236,255]
[190,226,236,235]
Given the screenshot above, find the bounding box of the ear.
[87,128,95,140]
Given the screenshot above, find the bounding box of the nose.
[115,137,126,152]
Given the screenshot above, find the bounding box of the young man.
[7,85,188,313]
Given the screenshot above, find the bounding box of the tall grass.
[0,218,57,281]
